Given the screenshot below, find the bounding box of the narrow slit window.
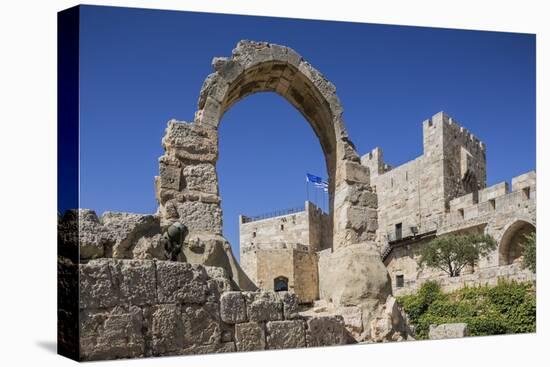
[396,275,404,288]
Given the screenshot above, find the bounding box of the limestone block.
[218,59,245,85]
[80,305,145,361]
[235,322,266,351]
[244,291,283,322]
[196,97,222,127]
[132,234,165,260]
[100,211,160,258]
[279,291,300,320]
[182,163,218,194]
[318,243,392,307]
[266,320,306,349]
[114,260,157,306]
[181,303,222,346]
[182,342,236,355]
[175,201,222,234]
[198,72,229,108]
[159,163,182,191]
[78,209,106,259]
[338,306,363,335]
[220,292,247,324]
[79,259,119,309]
[162,120,218,162]
[150,304,183,355]
[305,316,346,347]
[429,323,469,340]
[156,261,209,304]
[342,161,370,184]
[231,40,273,69]
[205,266,233,296]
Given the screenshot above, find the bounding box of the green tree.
[418,233,496,277]
[521,232,536,273]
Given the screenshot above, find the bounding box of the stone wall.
[70,258,348,361]
[239,201,325,302]
[393,263,535,297]
[364,111,487,245]
[368,111,535,296]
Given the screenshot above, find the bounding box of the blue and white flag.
[306,173,328,192]
[306,173,323,184]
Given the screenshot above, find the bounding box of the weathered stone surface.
[429,323,469,340]
[182,342,236,355]
[318,243,392,307]
[79,259,119,309]
[245,291,283,322]
[235,322,266,351]
[205,266,233,296]
[220,292,247,324]
[114,260,157,306]
[305,316,346,347]
[156,261,209,304]
[266,320,306,349]
[100,211,160,258]
[182,163,218,194]
[80,306,145,361]
[132,234,165,260]
[150,304,183,355]
[181,303,222,346]
[78,209,106,259]
[279,291,300,319]
[339,306,363,336]
[161,120,218,162]
[175,201,222,234]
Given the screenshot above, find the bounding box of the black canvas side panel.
[57,5,80,361]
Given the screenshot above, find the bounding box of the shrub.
[397,280,536,339]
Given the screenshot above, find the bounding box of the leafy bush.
[521,232,536,273]
[397,280,536,339]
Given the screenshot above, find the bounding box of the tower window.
[274,276,289,292]
[395,223,402,240]
[280,224,284,231]
[252,231,256,238]
[489,199,496,210]
[523,187,531,199]
[396,275,404,288]
[458,208,464,218]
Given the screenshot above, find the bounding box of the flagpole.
[306,177,309,203]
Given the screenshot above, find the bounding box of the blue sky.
[78,5,535,258]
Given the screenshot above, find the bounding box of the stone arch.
[497,219,535,266]
[274,276,289,292]
[157,40,377,254]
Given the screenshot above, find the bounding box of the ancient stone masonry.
[363,112,535,296]
[75,258,350,361]
[58,40,535,361]
[156,40,378,251]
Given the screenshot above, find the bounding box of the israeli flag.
[306,173,328,192]
[306,173,323,184]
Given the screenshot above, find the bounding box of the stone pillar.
[156,120,222,234]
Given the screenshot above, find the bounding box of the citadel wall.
[363,112,487,244]
[384,170,536,296]
[239,201,327,302]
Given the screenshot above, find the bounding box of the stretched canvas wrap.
[57,4,536,361]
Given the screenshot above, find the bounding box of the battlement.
[422,111,485,153]
[447,170,535,223]
[360,147,392,178]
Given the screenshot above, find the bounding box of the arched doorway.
[274,276,289,292]
[498,220,535,265]
[156,41,377,252]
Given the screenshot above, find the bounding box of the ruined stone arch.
[497,219,535,266]
[158,40,376,251]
